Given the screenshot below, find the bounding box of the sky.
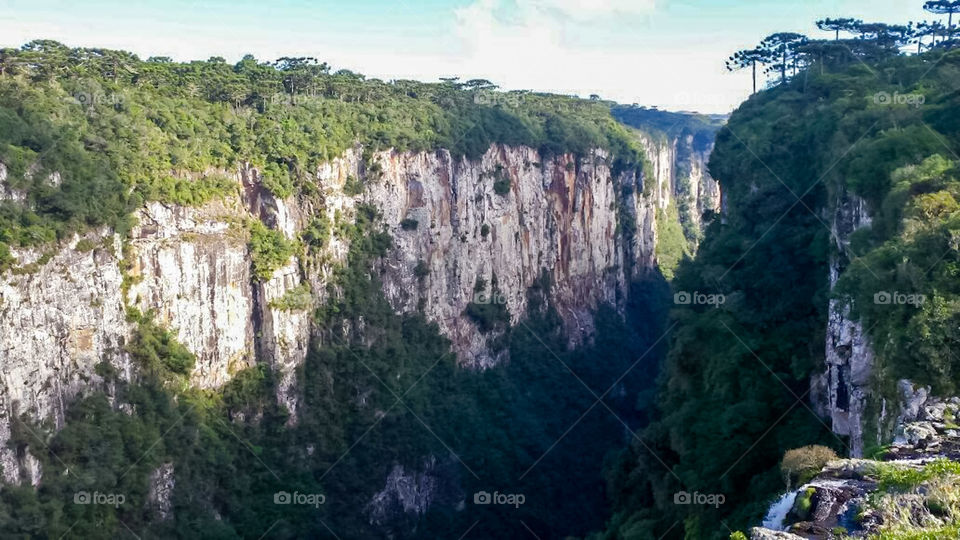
[0,0,937,114]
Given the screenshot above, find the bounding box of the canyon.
[0,132,718,502]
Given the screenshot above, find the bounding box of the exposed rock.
[0,139,719,494]
[813,187,875,457]
[0,232,130,484]
[756,391,960,539]
[147,462,175,521]
[750,527,805,540]
[128,199,257,389]
[366,457,463,529]
[0,163,26,203]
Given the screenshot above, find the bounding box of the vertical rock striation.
[0,136,718,489]
[812,188,875,457]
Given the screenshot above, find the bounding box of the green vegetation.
[248,221,297,281]
[126,313,196,378]
[872,459,960,492]
[791,487,817,521]
[0,40,645,254]
[781,445,839,487]
[268,283,312,311]
[602,26,960,540]
[413,259,430,279]
[301,215,331,249]
[490,165,512,196]
[74,238,97,252]
[654,203,691,280]
[0,194,671,538]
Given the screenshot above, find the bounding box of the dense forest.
[0,39,657,271]
[0,41,685,538]
[601,5,960,539]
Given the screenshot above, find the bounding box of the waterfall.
[761,490,799,531]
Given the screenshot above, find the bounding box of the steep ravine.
[0,135,718,512]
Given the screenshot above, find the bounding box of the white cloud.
[527,0,658,20]
[444,0,749,113]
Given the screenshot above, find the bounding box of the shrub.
[480,224,490,238]
[400,218,419,231]
[413,259,430,279]
[249,221,296,281]
[493,176,511,196]
[343,175,364,196]
[302,216,331,249]
[268,283,312,311]
[0,241,13,271]
[127,317,196,376]
[782,445,838,487]
[74,238,96,252]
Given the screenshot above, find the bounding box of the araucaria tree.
[726,48,768,94]
[759,33,808,83]
[924,0,960,43]
[816,18,862,40]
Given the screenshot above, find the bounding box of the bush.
[301,216,331,249]
[249,221,296,281]
[268,283,312,311]
[782,445,838,487]
[400,218,419,231]
[74,238,96,252]
[493,176,510,196]
[127,317,196,376]
[413,259,430,279]
[343,175,364,196]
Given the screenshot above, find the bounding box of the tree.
[759,33,807,83]
[816,18,862,40]
[726,48,768,94]
[913,21,946,52]
[924,0,960,43]
[857,22,914,50]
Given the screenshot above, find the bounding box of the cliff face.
[0,136,717,487]
[811,188,876,457]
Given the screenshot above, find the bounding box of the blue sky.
[1,0,935,113]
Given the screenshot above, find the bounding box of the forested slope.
[602,43,960,540]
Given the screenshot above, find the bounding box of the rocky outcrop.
[0,163,26,203]
[812,187,875,457]
[128,199,257,389]
[0,232,130,484]
[365,457,463,528]
[756,384,960,539]
[147,462,175,521]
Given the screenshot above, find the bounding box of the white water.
[762,490,799,531]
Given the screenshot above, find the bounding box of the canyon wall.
[0,137,718,487]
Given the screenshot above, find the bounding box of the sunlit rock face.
[0,138,718,487]
[811,188,876,457]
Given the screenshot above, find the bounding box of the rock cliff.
[811,187,876,457]
[0,136,718,488]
